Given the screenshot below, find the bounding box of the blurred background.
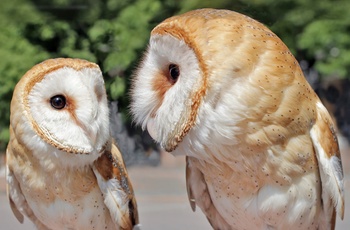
[0,0,350,229]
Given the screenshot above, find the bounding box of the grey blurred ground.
[0,148,349,230]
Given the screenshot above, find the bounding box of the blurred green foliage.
[1,0,350,151]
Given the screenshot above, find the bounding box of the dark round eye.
[168,64,180,83]
[50,95,66,109]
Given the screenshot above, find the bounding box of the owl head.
[10,58,110,167]
[131,9,296,152]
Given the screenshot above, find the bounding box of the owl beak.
[146,116,185,152]
[74,118,98,150]
[146,118,158,140]
[146,113,188,152]
[88,130,98,147]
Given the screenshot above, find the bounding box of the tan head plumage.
[11,58,109,159]
[131,8,344,229]
[131,8,306,152]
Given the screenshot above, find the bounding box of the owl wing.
[93,141,139,230]
[6,157,25,223]
[186,156,231,229]
[310,102,345,227]
[6,147,50,230]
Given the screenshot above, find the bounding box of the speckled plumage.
[7,58,139,230]
[131,8,344,229]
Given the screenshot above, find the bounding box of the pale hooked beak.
[147,117,158,141]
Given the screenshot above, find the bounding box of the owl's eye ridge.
[50,95,66,109]
[168,64,180,83]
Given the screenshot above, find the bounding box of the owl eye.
[168,64,180,83]
[50,95,66,109]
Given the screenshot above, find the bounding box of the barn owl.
[6,58,139,230]
[131,8,345,229]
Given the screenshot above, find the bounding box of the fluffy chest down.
[189,154,324,230]
[11,157,115,230]
[25,185,114,229]
[183,100,327,229]
[179,80,343,229]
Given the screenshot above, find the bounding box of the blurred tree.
[0,0,50,150]
[297,1,350,79]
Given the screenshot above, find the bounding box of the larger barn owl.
[6,58,139,230]
[131,8,345,229]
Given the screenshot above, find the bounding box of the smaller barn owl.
[131,8,345,229]
[6,58,139,230]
